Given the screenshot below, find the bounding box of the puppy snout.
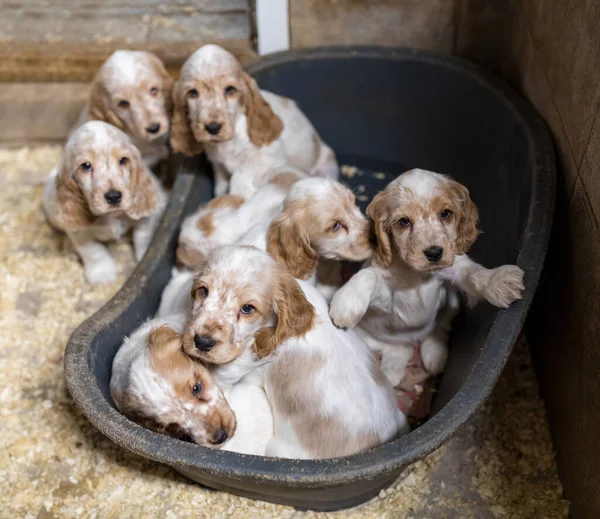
[146,123,161,134]
[104,190,122,205]
[205,122,222,135]
[423,246,443,263]
[212,429,228,445]
[194,334,216,352]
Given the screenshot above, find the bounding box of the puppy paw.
[472,265,525,308]
[329,290,368,329]
[420,337,448,375]
[85,259,117,284]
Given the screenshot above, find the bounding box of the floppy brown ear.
[88,80,125,130]
[366,190,393,269]
[266,209,318,280]
[55,161,95,229]
[176,242,206,270]
[253,269,315,358]
[145,52,175,114]
[241,72,283,147]
[448,180,480,253]
[170,80,204,157]
[126,146,162,220]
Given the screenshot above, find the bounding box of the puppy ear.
[170,80,204,157]
[253,269,315,358]
[366,190,393,269]
[448,180,479,253]
[148,326,183,353]
[241,72,283,147]
[176,242,206,271]
[126,146,162,220]
[88,80,125,130]
[266,208,318,280]
[55,160,94,229]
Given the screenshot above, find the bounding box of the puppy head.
[89,50,173,143]
[122,326,236,447]
[56,121,161,228]
[367,169,479,272]
[171,45,282,154]
[183,245,315,364]
[267,178,372,279]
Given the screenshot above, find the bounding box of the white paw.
[472,265,525,309]
[329,290,368,329]
[381,360,404,388]
[420,337,448,375]
[85,259,117,284]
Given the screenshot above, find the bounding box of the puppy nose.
[213,429,228,444]
[193,334,216,352]
[146,123,161,134]
[104,190,122,205]
[423,246,444,263]
[205,122,222,135]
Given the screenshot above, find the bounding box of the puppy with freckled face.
[43,121,167,284]
[170,44,339,198]
[75,50,174,167]
[329,169,525,388]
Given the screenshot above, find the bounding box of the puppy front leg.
[439,255,525,308]
[329,267,383,329]
[212,162,230,197]
[229,172,258,199]
[132,213,161,261]
[68,231,117,284]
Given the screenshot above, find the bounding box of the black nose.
[423,246,444,262]
[146,123,161,134]
[194,334,216,352]
[104,190,122,205]
[205,122,222,135]
[214,429,228,444]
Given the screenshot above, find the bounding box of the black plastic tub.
[64,47,555,511]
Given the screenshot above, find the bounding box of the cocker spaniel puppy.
[180,246,408,459]
[43,121,167,284]
[329,169,525,387]
[77,50,174,167]
[170,44,338,198]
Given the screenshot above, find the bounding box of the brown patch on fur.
[266,205,319,280]
[55,166,96,229]
[196,212,214,235]
[241,72,283,147]
[125,146,161,219]
[170,79,205,156]
[253,269,315,358]
[366,190,393,269]
[268,170,304,190]
[206,194,244,211]
[176,242,207,270]
[446,180,479,253]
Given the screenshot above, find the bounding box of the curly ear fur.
[253,270,315,358]
[448,180,479,253]
[88,81,125,130]
[266,209,318,280]
[241,72,283,147]
[366,190,393,269]
[55,161,95,229]
[126,146,162,220]
[170,80,204,157]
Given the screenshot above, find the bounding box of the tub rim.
[64,45,556,488]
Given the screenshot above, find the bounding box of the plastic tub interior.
[64,47,555,512]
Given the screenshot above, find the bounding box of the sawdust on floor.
[0,146,569,518]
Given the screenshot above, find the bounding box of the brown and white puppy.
[329,169,525,387]
[170,44,338,198]
[77,50,173,167]
[179,245,407,459]
[110,315,236,447]
[43,121,167,284]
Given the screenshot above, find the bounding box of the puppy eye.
[80,162,92,172]
[398,217,412,227]
[224,85,237,96]
[240,304,255,315]
[119,157,129,166]
[192,382,203,396]
[199,286,209,298]
[188,88,199,99]
[331,221,345,232]
[118,100,130,109]
[150,87,159,96]
[440,209,452,220]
